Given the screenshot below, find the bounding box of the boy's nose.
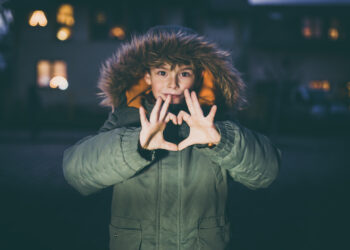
[167,76,179,89]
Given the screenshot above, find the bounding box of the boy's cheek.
[151,90,165,101]
[159,93,167,101]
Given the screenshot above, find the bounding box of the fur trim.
[97,28,246,111]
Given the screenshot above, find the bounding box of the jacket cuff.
[121,127,154,171]
[195,121,236,167]
[137,140,156,161]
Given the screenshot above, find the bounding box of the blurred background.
[0,0,349,249]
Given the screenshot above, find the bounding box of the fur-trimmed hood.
[97,26,246,111]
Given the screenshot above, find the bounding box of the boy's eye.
[157,71,167,76]
[181,72,192,77]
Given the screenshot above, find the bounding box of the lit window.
[90,9,128,41]
[328,19,340,40]
[57,4,74,26]
[37,60,51,87]
[308,80,330,92]
[50,76,69,90]
[29,10,48,27]
[96,11,107,24]
[328,28,339,40]
[52,60,67,78]
[109,26,126,40]
[37,60,69,90]
[56,27,72,41]
[302,18,312,39]
[56,4,74,41]
[301,17,322,39]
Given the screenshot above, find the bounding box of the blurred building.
[1,0,350,132]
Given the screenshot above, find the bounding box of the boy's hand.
[177,89,221,151]
[139,95,178,151]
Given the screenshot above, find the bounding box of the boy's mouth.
[163,93,183,104]
[164,93,181,97]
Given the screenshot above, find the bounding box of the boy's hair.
[143,25,203,87]
[98,25,247,111]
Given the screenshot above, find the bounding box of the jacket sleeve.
[62,127,153,196]
[195,120,281,190]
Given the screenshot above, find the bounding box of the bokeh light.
[56,27,72,41]
[57,4,75,26]
[29,10,48,27]
[50,76,69,90]
[109,26,126,40]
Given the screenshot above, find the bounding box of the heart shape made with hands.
[139,89,221,151]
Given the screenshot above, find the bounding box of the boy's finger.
[177,110,190,125]
[207,105,217,121]
[191,91,203,116]
[184,89,195,114]
[150,97,162,123]
[178,138,193,151]
[159,93,167,101]
[165,112,177,125]
[161,141,178,151]
[139,106,148,127]
[159,95,171,121]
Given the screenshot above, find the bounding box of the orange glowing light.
[309,80,330,92]
[49,80,58,88]
[57,27,72,41]
[57,4,75,26]
[109,26,126,40]
[328,28,339,40]
[96,12,106,24]
[50,76,69,90]
[322,81,330,91]
[37,60,51,87]
[302,27,312,39]
[53,61,67,78]
[29,10,48,27]
[302,17,313,39]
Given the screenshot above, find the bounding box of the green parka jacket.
[62,26,281,250]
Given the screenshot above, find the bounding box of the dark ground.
[0,130,349,250]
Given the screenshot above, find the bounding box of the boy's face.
[144,63,196,104]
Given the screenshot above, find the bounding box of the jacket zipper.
[178,150,182,250]
[156,158,162,250]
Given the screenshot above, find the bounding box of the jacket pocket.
[197,216,230,250]
[109,216,142,250]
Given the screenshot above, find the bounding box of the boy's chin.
[169,96,183,105]
[170,100,182,105]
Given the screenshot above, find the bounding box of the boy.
[63,25,281,250]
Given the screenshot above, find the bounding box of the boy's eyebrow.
[181,67,194,71]
[154,65,171,70]
[154,65,194,71]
